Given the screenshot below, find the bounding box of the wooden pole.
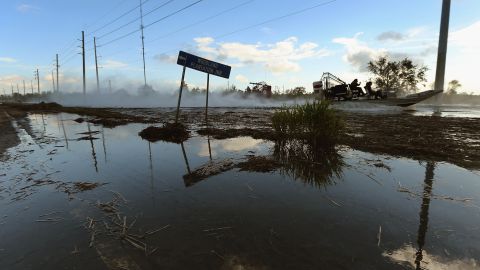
[23,80,26,95]
[94,37,100,93]
[82,31,86,97]
[205,73,210,124]
[175,66,187,123]
[56,54,59,92]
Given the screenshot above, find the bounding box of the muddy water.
[1,113,479,270]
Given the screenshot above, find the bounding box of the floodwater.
[1,113,480,270]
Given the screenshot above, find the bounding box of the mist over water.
[40,90,313,108]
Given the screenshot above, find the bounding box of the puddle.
[0,113,479,269]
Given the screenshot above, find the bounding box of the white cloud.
[102,60,128,69]
[333,33,386,72]
[0,57,17,63]
[235,74,249,83]
[377,31,405,42]
[154,53,176,64]
[193,36,329,74]
[450,20,480,54]
[17,4,39,13]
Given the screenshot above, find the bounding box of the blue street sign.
[177,51,231,79]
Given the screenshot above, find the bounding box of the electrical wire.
[98,0,204,48]
[101,0,254,58]
[147,0,254,44]
[98,0,175,40]
[88,0,152,37]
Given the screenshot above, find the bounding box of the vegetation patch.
[237,156,281,173]
[139,123,190,143]
[271,101,344,147]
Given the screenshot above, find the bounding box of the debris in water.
[183,159,235,186]
[237,156,281,173]
[139,123,190,143]
[74,118,85,123]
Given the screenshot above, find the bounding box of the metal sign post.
[175,51,231,124]
[205,73,210,124]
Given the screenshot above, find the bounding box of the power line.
[85,0,129,31]
[88,0,153,37]
[101,0,255,59]
[99,0,204,48]
[154,0,338,56]
[98,0,175,40]
[215,0,337,40]
[147,0,254,44]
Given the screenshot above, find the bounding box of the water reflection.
[86,122,99,172]
[415,161,435,269]
[273,140,344,189]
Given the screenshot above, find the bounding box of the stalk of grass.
[271,101,344,146]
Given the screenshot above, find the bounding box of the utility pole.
[94,37,100,93]
[81,31,86,96]
[56,54,59,92]
[11,84,13,95]
[23,80,26,95]
[139,0,147,87]
[51,71,56,92]
[17,84,19,94]
[36,69,40,94]
[434,0,451,91]
[30,80,34,94]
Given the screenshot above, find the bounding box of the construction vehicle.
[246,82,272,98]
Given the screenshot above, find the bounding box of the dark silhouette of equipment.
[247,82,272,98]
[314,72,351,100]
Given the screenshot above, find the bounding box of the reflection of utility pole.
[87,122,98,172]
[101,126,107,163]
[415,162,435,270]
[181,142,191,174]
[434,0,451,91]
[207,136,212,161]
[59,114,69,149]
[148,142,155,205]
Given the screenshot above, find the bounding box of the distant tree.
[287,87,306,95]
[367,56,428,94]
[447,80,462,95]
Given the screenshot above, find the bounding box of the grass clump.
[271,101,344,146]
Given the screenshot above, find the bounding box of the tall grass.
[271,101,344,146]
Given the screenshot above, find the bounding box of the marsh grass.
[271,101,344,146]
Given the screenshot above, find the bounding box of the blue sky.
[1,0,479,94]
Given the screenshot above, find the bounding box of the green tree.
[447,80,461,95]
[367,56,428,94]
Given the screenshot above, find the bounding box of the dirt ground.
[1,102,479,170]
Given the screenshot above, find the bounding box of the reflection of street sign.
[177,51,231,79]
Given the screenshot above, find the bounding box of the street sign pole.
[175,65,187,123]
[175,51,231,124]
[205,73,210,125]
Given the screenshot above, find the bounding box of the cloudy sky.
[1,0,479,94]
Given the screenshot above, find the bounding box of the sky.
[1,0,479,95]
